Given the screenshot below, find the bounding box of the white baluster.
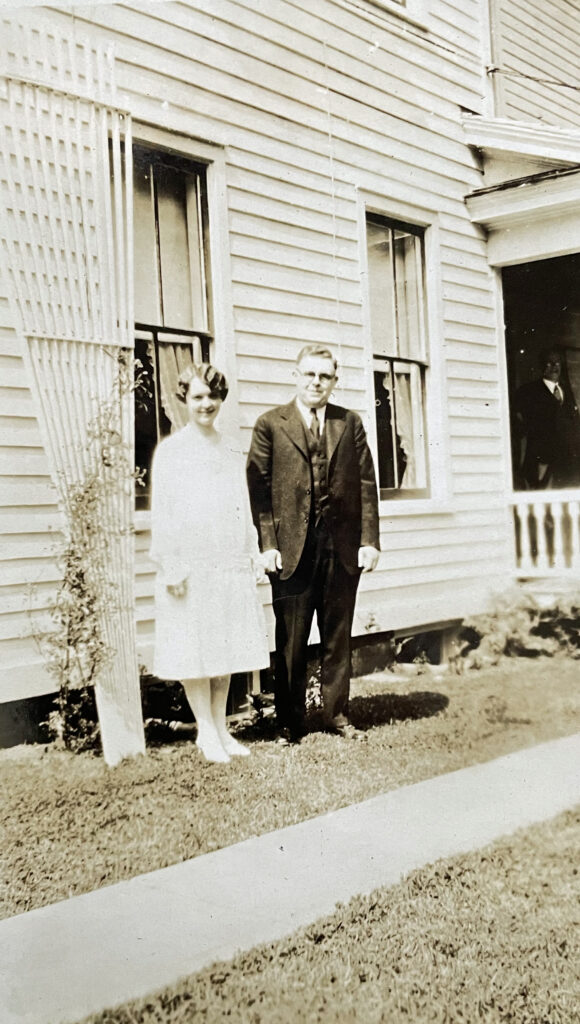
[516,502,533,573]
[550,501,565,570]
[569,501,580,570]
[532,501,549,571]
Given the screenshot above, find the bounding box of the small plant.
[363,611,381,633]
[457,588,580,670]
[412,649,431,675]
[40,472,114,752]
[305,660,322,711]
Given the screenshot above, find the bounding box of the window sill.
[379,497,453,517]
[340,0,429,32]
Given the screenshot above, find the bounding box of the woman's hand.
[167,579,188,598]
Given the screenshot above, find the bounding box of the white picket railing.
[510,490,580,576]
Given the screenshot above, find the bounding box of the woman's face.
[185,377,222,429]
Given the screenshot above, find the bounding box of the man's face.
[543,352,561,382]
[294,354,337,409]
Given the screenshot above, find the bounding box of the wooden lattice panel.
[0,13,132,347]
[0,13,143,764]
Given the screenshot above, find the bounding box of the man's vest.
[305,423,329,525]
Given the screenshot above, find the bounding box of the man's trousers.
[270,518,360,733]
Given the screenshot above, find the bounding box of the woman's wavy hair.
[176,363,229,403]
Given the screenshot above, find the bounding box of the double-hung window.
[133,145,212,509]
[367,214,429,499]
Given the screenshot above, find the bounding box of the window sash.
[132,145,213,511]
[373,356,428,496]
[134,327,210,510]
[133,147,211,335]
[367,217,426,362]
[367,213,429,498]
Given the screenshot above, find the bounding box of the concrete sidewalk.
[2,733,579,1024]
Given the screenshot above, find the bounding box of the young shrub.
[37,350,140,753]
[458,590,563,670]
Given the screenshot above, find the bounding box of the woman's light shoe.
[196,737,231,763]
[220,733,250,757]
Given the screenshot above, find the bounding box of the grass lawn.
[83,807,580,1024]
[1,655,579,920]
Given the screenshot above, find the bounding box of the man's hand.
[358,546,379,573]
[262,549,283,574]
[167,579,188,598]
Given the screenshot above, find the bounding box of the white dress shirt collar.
[295,397,327,430]
[543,379,565,401]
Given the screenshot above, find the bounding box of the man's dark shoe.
[329,722,364,740]
[276,726,302,746]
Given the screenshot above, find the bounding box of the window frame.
[131,126,236,530]
[340,0,429,31]
[358,192,450,515]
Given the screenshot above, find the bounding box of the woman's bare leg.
[210,675,250,757]
[182,677,230,763]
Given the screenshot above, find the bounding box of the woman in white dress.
[150,363,270,763]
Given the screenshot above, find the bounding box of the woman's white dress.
[150,424,270,681]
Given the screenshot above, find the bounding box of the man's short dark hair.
[176,363,229,403]
[296,344,338,372]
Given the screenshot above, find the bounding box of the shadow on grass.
[342,690,449,731]
[240,689,450,741]
[144,690,450,747]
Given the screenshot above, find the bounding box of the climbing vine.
[38,349,143,752]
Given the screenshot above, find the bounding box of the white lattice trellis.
[0,13,144,765]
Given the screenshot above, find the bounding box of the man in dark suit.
[247,344,380,743]
[514,348,580,489]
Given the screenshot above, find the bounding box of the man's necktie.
[310,409,320,439]
[554,384,564,405]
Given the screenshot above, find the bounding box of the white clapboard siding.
[273,0,483,101]
[118,0,483,115]
[360,555,508,597]
[0,419,45,448]
[0,278,63,704]
[1,532,60,561]
[354,573,508,635]
[445,341,499,364]
[370,537,506,575]
[231,237,359,282]
[0,608,56,642]
[0,0,523,706]
[0,352,62,703]
[0,508,64,534]
[493,0,580,127]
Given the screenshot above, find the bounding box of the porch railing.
[510,490,580,575]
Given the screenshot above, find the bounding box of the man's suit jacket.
[515,378,580,487]
[247,400,380,580]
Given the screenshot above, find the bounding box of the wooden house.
[1,0,579,763]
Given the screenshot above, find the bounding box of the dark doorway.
[502,254,580,490]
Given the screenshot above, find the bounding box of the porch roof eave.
[462,115,580,231]
[461,114,580,165]
[464,162,580,231]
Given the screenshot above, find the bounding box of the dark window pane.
[134,336,172,510]
[374,367,407,490]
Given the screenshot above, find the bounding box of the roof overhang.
[462,116,580,267]
[467,165,580,231]
[462,115,580,165]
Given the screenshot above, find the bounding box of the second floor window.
[367,214,429,499]
[133,146,212,508]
